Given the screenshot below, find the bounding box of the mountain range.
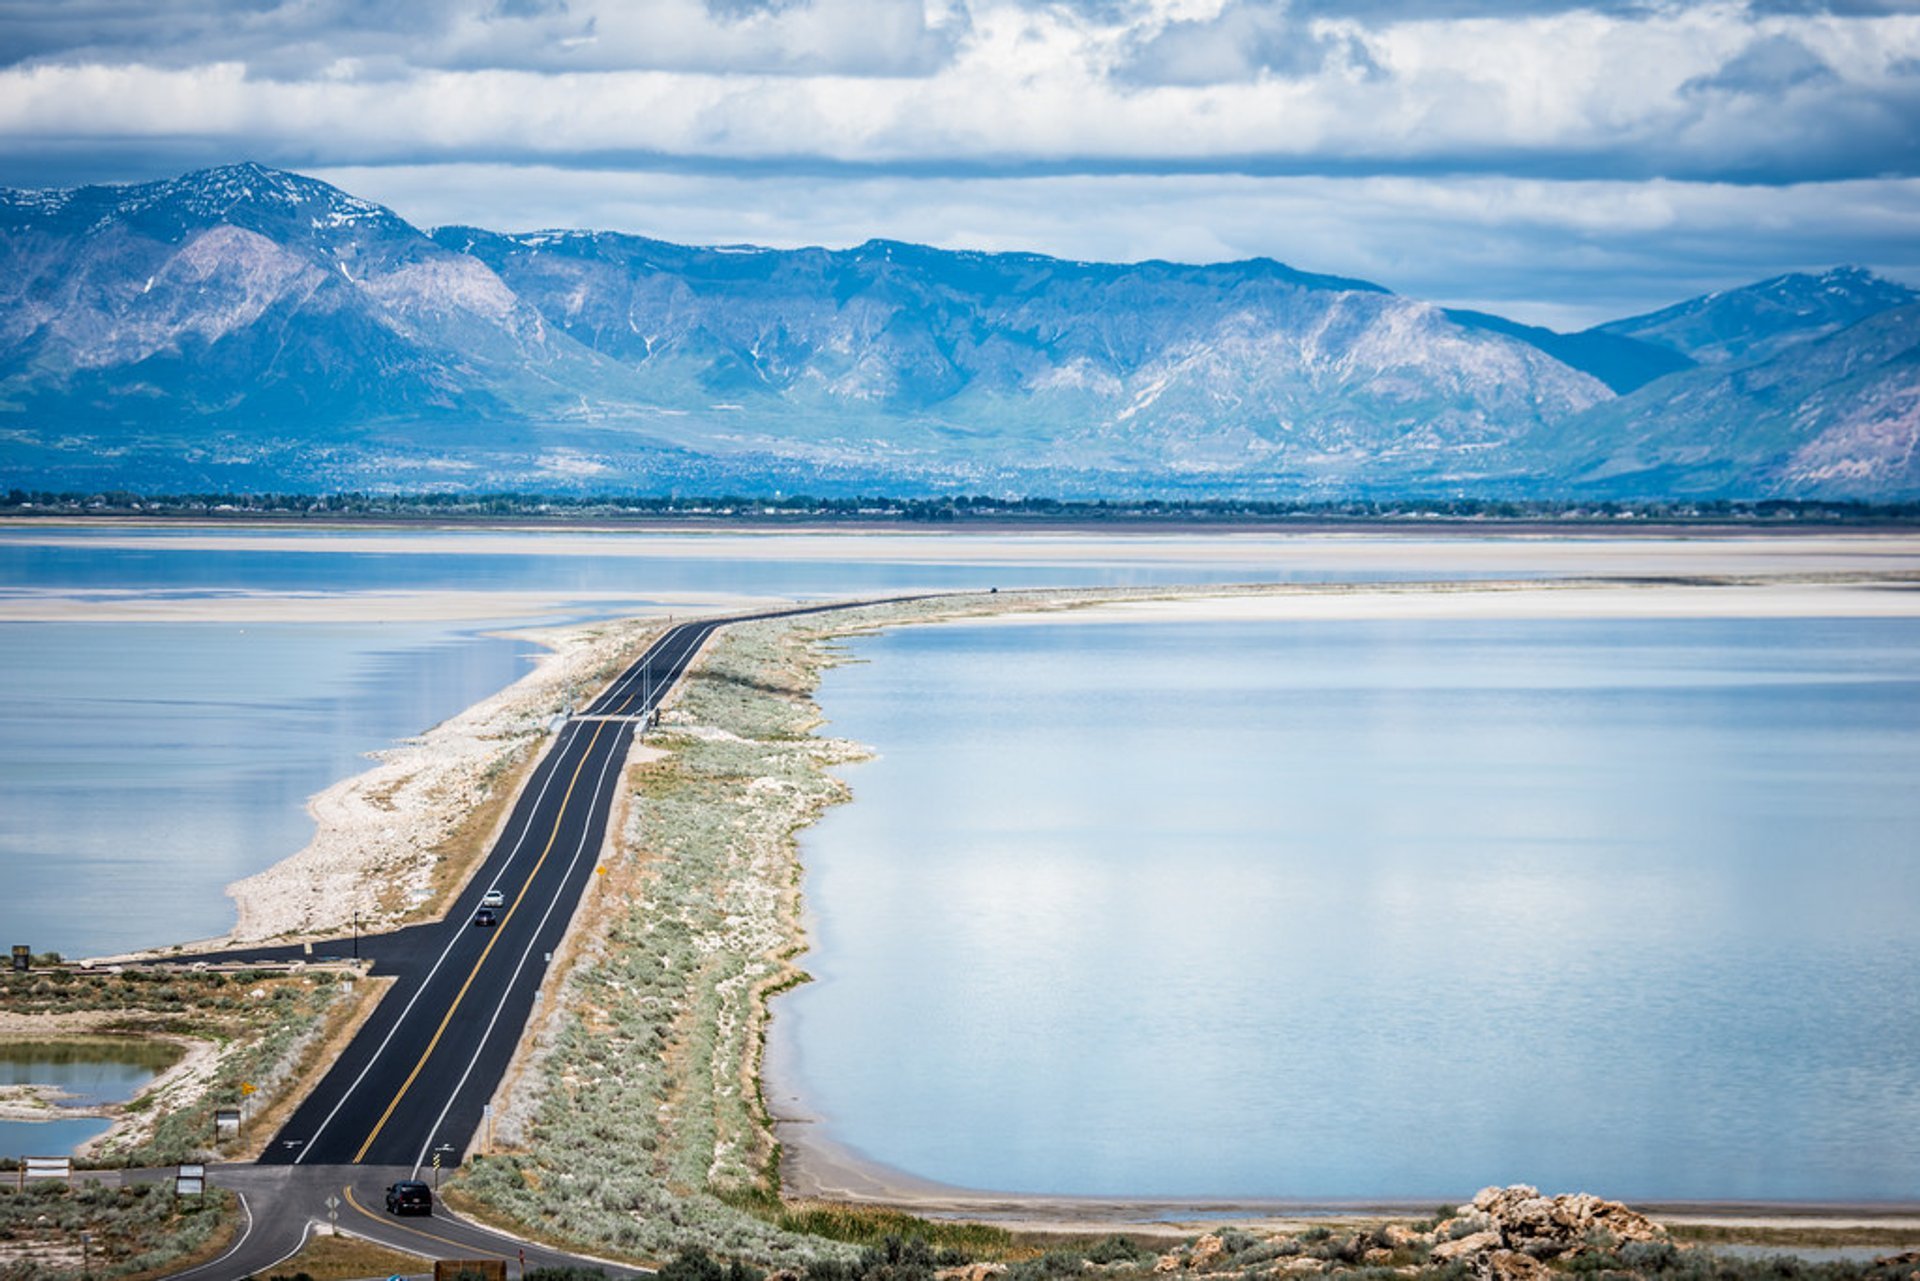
[2,162,1915,500]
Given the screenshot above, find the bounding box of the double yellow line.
[351,720,610,1162]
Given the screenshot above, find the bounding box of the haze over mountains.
[2,163,1915,501]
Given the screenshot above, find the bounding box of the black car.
[473,907,498,927]
[385,1180,432,1216]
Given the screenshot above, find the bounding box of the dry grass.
[1666,1224,1920,1249]
[271,1228,431,1279]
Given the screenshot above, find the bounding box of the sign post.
[325,1193,340,1236]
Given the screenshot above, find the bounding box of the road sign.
[240,1081,256,1096]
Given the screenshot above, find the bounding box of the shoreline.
[15,559,1920,1249]
[757,575,1920,1230]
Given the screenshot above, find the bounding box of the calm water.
[0,1041,171,1157]
[771,616,1920,1201]
[0,526,1485,958]
[0,620,544,956]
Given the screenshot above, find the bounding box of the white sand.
[216,614,666,945]
[979,579,1920,626]
[8,524,1920,577]
[0,587,762,623]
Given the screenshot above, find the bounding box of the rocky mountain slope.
[1,164,1915,500]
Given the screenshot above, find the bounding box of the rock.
[1361,1248,1395,1265]
[1381,1225,1422,1248]
[1154,1255,1183,1274]
[1481,1250,1551,1281]
[1277,1260,1322,1275]
[1188,1235,1229,1271]
[1430,1231,1502,1262]
[1458,1185,1665,1258]
[935,1267,1006,1281]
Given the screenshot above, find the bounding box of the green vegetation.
[0,967,357,1167]
[456,618,870,1267]
[0,1179,233,1279]
[772,1205,1017,1256]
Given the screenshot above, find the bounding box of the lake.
[2,524,1531,957]
[769,613,1920,1202]
[0,1039,177,1158]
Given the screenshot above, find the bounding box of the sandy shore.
[0,586,765,623]
[209,613,670,946]
[758,573,1920,1226]
[8,525,1920,578]
[978,577,1920,625]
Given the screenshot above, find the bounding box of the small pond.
[0,1039,180,1158]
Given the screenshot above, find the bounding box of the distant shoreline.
[9,511,1920,538]
[15,542,1920,1249]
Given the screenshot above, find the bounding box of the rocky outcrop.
[1150,1186,1668,1280]
[1433,1184,1667,1260]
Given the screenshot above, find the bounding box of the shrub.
[1086,1236,1150,1265]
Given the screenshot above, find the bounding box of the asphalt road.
[259,614,727,1171]
[145,599,926,1276]
[159,1163,646,1280]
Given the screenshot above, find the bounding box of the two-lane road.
[259,601,912,1173]
[262,613,728,1170]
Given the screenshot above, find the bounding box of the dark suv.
[385,1180,432,1216]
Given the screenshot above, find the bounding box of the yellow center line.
[342,1185,508,1260]
[351,719,610,1163]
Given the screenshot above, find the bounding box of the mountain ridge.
[1,163,1915,500]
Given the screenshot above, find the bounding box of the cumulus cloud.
[0,0,965,79]
[1,0,1916,317]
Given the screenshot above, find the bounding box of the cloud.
[0,5,1911,182]
[1684,33,1837,93]
[1,0,1916,324]
[1113,2,1382,85]
[0,0,965,78]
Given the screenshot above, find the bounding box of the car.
[473,907,498,927]
[481,888,505,909]
[385,1180,432,1216]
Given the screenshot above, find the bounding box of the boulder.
[1481,1250,1551,1281]
[935,1266,1007,1281]
[1456,1185,1666,1258]
[1430,1231,1502,1262]
[1188,1235,1229,1271]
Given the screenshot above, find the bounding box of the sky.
[1,0,1917,327]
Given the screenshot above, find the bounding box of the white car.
[481,888,506,909]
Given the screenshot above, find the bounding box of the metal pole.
[352,911,358,961]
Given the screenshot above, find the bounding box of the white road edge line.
[293,720,582,1163]
[411,720,633,1176]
